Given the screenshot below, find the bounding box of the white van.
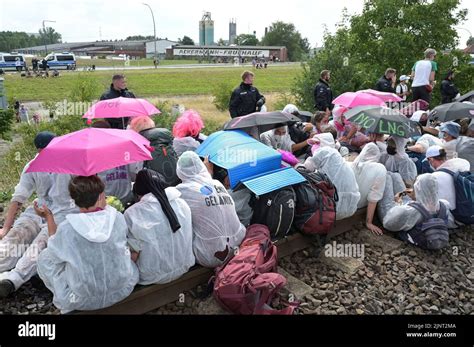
[0,53,26,71]
[43,52,76,70]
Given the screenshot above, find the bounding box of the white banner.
[173,48,270,58]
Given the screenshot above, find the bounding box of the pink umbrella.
[82,97,161,122]
[357,89,402,103]
[333,92,386,108]
[26,128,152,176]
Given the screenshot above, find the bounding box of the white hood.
[66,205,117,243]
[142,187,181,204]
[439,158,471,173]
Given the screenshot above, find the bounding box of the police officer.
[375,68,397,93]
[313,70,334,114]
[229,71,266,118]
[99,74,136,129]
[440,70,459,104]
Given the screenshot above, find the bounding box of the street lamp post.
[42,20,56,56]
[143,3,157,67]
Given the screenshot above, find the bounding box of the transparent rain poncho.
[0,159,53,271]
[306,147,360,220]
[124,188,195,285]
[382,136,418,185]
[260,127,295,152]
[175,151,246,268]
[173,134,208,158]
[351,143,387,209]
[37,206,139,313]
[382,174,456,231]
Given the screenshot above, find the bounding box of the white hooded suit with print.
[175,151,246,268]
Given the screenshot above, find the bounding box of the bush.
[0,115,86,200]
[212,82,234,112]
[0,108,14,140]
[69,73,100,102]
[273,92,297,111]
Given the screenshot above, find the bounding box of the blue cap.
[34,131,56,149]
[440,121,460,138]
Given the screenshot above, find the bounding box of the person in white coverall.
[0,132,56,297]
[350,143,387,235]
[124,169,195,285]
[36,175,138,313]
[304,147,360,220]
[175,151,246,268]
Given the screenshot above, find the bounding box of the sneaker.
[0,279,14,298]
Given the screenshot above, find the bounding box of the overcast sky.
[1,0,473,48]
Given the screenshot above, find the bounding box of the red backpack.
[293,167,338,235]
[212,224,297,315]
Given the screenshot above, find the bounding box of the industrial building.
[15,39,177,59]
[167,45,288,62]
[229,19,237,45]
[199,12,214,46]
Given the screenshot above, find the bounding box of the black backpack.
[292,168,338,235]
[407,202,449,250]
[250,187,296,240]
[140,128,180,187]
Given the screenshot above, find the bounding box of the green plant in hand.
[106,196,124,212]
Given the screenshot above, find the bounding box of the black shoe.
[0,280,14,298]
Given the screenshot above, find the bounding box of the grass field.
[4,65,302,102]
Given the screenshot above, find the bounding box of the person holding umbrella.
[229,71,266,118]
[100,74,136,129]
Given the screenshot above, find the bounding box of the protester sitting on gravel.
[0,132,55,297]
[407,133,442,153]
[36,175,138,313]
[129,116,180,187]
[124,169,195,285]
[331,106,368,151]
[175,151,245,268]
[380,136,418,187]
[350,143,387,235]
[304,147,360,220]
[0,166,80,298]
[260,125,310,155]
[425,146,470,215]
[438,121,461,160]
[172,110,208,157]
[381,174,456,243]
[368,133,387,155]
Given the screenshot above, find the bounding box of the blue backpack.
[407,202,450,250]
[438,169,474,225]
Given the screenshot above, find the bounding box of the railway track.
[75,209,367,315]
